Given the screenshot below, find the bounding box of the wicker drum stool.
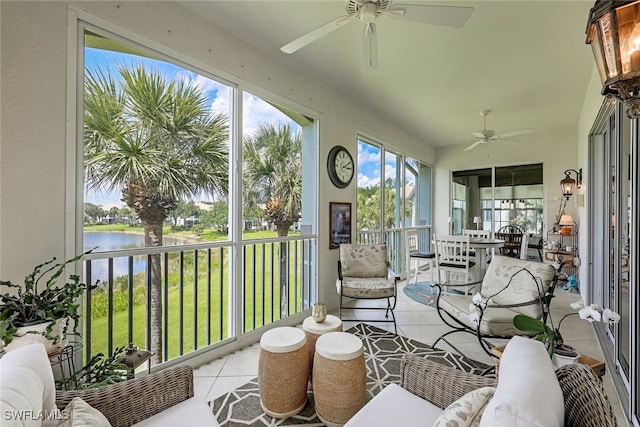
[258,327,309,418]
[302,314,343,387]
[313,331,366,427]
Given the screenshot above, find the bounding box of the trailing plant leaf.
[0,249,97,346]
[56,346,131,390]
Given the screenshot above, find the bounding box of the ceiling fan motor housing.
[346,0,390,20]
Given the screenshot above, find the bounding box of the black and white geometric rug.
[209,323,489,426]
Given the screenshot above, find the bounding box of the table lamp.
[559,214,574,236]
[473,216,482,230]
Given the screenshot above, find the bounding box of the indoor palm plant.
[0,249,96,352]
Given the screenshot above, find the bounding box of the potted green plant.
[513,299,620,368]
[0,249,96,353]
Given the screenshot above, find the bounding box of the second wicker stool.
[313,331,366,426]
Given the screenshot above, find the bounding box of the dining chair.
[337,243,400,333]
[495,224,525,258]
[405,228,436,285]
[432,234,477,294]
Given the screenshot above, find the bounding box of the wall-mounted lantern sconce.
[585,1,640,118]
[561,168,583,199]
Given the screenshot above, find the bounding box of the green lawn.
[85,239,308,362]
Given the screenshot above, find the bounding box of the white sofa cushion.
[131,396,219,427]
[0,343,58,427]
[479,336,564,427]
[57,397,111,427]
[433,386,495,427]
[344,383,444,427]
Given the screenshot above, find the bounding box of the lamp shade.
[473,216,482,224]
[559,214,574,225]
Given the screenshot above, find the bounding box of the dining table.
[469,237,505,279]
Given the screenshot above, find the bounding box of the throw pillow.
[479,336,564,427]
[58,397,112,427]
[432,386,496,427]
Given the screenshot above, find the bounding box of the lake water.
[84,232,191,281]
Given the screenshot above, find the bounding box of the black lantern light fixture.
[561,168,583,200]
[585,1,640,118]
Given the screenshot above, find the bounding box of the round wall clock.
[327,145,354,189]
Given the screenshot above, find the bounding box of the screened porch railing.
[81,236,316,366]
[356,226,432,274]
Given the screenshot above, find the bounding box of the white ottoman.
[313,332,366,427]
[258,327,309,418]
[302,314,343,387]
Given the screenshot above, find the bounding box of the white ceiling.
[179,1,597,149]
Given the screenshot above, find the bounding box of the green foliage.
[0,250,97,345]
[56,347,131,390]
[513,314,563,357]
[242,123,302,234]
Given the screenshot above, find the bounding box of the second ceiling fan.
[464,110,532,151]
[280,0,474,70]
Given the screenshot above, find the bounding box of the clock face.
[335,150,354,182]
[328,146,354,188]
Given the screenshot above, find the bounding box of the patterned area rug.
[210,323,489,426]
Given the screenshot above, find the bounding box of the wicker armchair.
[399,355,617,427]
[56,366,194,427]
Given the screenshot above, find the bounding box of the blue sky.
[84,45,298,208]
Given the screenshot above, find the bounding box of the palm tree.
[84,64,229,364]
[243,123,302,317]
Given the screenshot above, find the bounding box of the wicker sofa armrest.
[400,355,497,409]
[556,363,617,427]
[56,365,194,427]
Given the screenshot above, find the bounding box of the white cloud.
[358,173,380,188]
[242,93,298,137]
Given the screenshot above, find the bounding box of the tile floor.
[194,275,630,426]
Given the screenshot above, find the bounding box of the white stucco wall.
[0,1,434,308]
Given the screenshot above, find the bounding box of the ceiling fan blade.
[494,129,532,139]
[363,23,378,71]
[464,141,483,151]
[471,132,486,139]
[386,4,474,28]
[281,15,352,54]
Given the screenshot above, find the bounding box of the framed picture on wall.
[330,202,351,249]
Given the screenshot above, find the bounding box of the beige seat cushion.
[131,396,219,427]
[439,294,529,336]
[338,277,395,298]
[344,383,444,427]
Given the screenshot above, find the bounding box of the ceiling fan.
[464,110,532,151]
[280,0,474,71]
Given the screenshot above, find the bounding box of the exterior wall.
[0,1,434,307]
